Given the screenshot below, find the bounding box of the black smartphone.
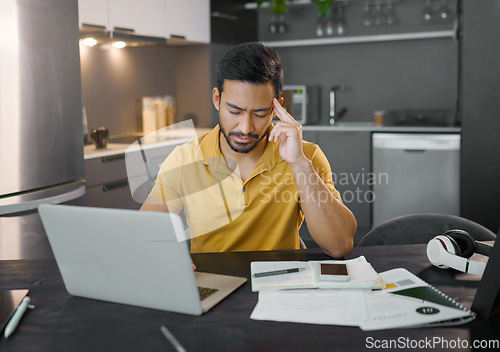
[318,263,350,282]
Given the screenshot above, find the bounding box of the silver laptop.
[38,204,246,315]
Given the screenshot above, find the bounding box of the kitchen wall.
[175,45,213,129]
[80,44,212,137]
[276,39,458,125]
[256,0,459,125]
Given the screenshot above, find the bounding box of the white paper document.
[250,268,475,330]
[250,289,367,326]
[250,256,383,292]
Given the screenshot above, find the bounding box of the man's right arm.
[139,197,180,214]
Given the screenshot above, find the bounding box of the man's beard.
[220,122,271,154]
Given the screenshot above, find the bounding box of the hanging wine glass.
[336,6,347,35]
[326,17,334,36]
[384,2,398,26]
[277,14,288,34]
[438,0,453,22]
[362,2,373,27]
[373,2,384,26]
[316,18,324,37]
[313,0,334,37]
[268,13,277,34]
[421,0,434,23]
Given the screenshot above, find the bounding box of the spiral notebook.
[360,268,475,331]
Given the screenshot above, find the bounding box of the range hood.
[80,24,167,47]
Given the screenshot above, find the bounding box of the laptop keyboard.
[198,286,219,300]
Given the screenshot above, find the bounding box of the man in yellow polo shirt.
[141,42,356,258]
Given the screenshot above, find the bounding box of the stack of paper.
[251,256,384,292]
[250,267,475,330]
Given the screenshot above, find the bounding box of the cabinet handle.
[102,180,129,192]
[404,149,427,153]
[113,26,135,33]
[170,34,186,39]
[101,154,125,163]
[81,23,106,30]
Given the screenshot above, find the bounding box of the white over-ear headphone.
[427,229,492,277]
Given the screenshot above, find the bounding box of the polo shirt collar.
[197,124,284,174]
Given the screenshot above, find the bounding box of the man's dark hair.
[216,42,284,99]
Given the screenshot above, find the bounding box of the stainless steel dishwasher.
[372,133,460,226]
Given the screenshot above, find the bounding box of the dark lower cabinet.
[85,154,141,210]
[300,130,372,247]
[318,131,372,229]
[86,179,140,210]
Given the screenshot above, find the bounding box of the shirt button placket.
[242,184,249,206]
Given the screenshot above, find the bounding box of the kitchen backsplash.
[80,44,212,137]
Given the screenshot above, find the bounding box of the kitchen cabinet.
[78,0,108,28]
[109,0,165,37]
[165,0,210,43]
[299,130,371,247]
[84,139,189,210]
[78,0,210,43]
[317,131,371,229]
[79,0,165,37]
[85,154,140,210]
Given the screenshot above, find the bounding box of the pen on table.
[160,325,187,352]
[4,296,32,339]
[253,267,305,278]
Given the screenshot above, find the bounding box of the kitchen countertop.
[84,128,212,160]
[84,125,461,159]
[302,122,461,133]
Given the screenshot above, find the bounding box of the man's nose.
[238,114,253,135]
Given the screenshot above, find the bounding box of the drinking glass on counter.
[374,111,385,127]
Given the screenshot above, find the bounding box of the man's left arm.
[269,98,357,258]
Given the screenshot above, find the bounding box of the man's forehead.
[221,81,274,107]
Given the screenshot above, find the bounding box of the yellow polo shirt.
[148,125,341,253]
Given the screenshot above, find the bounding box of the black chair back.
[358,213,496,247]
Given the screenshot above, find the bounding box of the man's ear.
[213,87,221,111]
[278,96,284,105]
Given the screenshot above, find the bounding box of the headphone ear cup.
[427,235,459,269]
[443,229,476,258]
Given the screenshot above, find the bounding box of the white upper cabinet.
[78,0,210,43]
[109,0,165,37]
[78,0,108,28]
[165,0,210,43]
